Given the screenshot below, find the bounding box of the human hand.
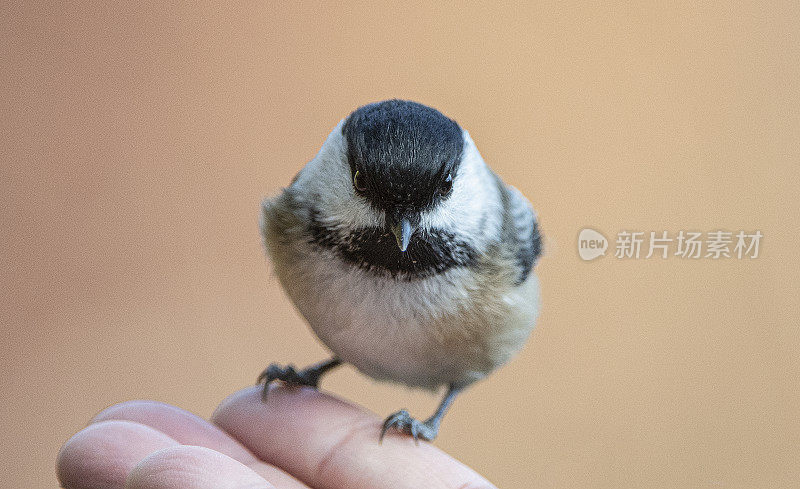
[57,385,496,489]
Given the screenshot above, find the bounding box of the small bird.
[259,100,542,442]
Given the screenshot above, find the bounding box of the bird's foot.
[257,363,323,401]
[380,409,439,443]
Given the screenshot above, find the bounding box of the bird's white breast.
[268,234,539,390]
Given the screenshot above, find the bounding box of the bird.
[258,99,542,442]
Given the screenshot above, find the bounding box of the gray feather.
[495,177,542,285]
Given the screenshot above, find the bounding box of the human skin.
[56,385,497,489]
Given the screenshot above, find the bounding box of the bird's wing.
[500,182,542,285]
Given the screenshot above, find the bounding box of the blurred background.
[2,2,797,488]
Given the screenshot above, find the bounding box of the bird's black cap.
[342,100,464,218]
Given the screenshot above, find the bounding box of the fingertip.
[212,384,368,425]
[211,384,377,452]
[91,398,258,463]
[125,445,273,489]
[92,400,172,424]
[57,420,178,489]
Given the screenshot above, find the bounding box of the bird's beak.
[390,218,415,252]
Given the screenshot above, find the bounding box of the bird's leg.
[381,384,462,443]
[257,357,342,401]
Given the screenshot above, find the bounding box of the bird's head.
[341,99,464,251]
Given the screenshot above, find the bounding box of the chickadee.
[259,100,542,442]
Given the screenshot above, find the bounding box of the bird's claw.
[380,409,437,443]
[257,363,321,401]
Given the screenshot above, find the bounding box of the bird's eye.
[440,173,453,195]
[353,170,367,192]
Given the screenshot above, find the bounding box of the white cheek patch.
[419,131,502,246]
[293,120,384,229]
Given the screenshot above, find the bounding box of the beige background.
[2,2,798,488]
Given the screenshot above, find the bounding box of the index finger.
[211,386,496,489]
